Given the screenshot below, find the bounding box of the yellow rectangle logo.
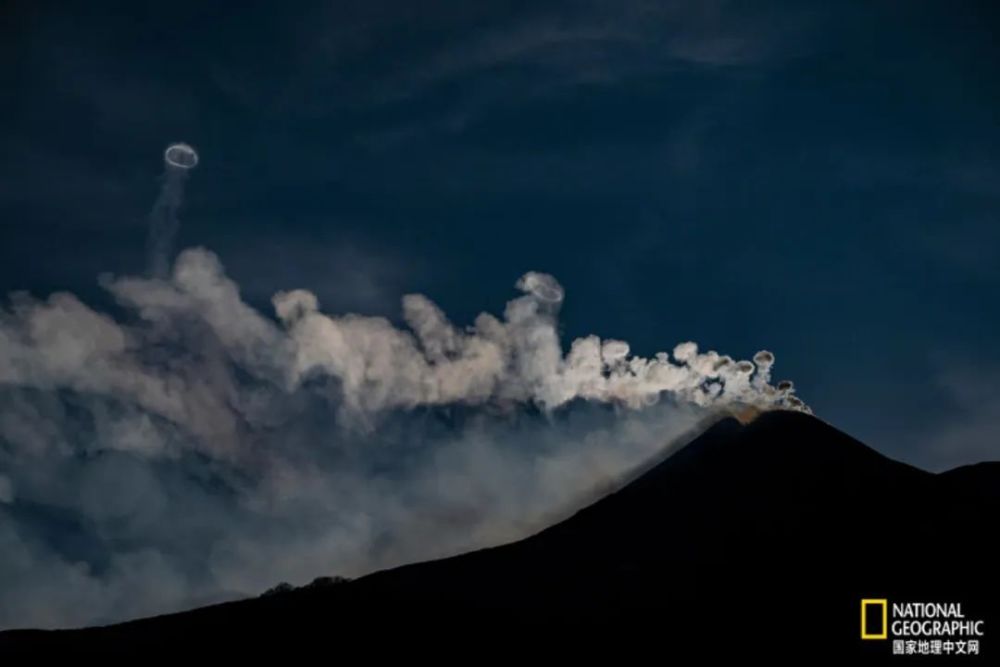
[861,599,888,640]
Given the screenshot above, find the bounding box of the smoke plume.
[145,143,199,279]
[0,244,806,629]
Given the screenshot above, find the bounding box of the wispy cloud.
[914,359,1000,471]
[201,0,816,127]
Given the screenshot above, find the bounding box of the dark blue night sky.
[2,0,999,470]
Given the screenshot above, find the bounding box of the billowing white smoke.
[0,247,806,629]
[274,269,803,416]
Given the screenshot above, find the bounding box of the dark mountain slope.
[3,410,998,659]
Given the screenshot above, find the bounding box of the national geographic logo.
[862,599,985,657]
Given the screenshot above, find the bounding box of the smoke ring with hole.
[164,143,199,169]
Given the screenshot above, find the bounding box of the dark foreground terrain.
[2,410,997,660]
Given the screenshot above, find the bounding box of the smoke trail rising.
[145,143,198,279]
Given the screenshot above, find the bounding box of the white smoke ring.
[164,143,199,170]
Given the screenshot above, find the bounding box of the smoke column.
[146,143,198,279]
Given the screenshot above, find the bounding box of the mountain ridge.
[3,410,998,660]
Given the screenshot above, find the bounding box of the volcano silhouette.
[3,411,998,659]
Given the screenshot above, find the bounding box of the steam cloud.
[0,146,806,628]
[0,250,805,628]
